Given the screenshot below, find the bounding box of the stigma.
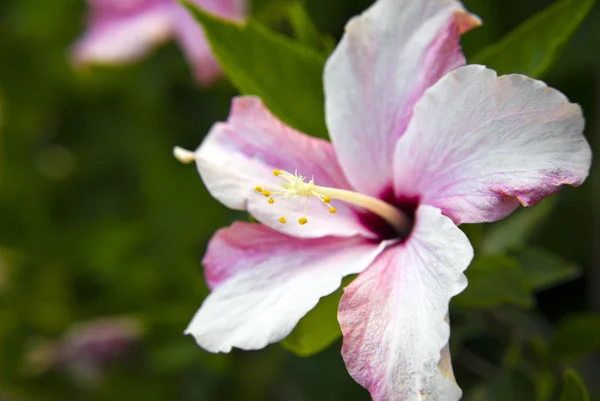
[256,169,410,236]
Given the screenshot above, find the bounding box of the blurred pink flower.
[174,0,591,399]
[25,317,142,385]
[72,0,245,84]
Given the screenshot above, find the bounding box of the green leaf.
[280,276,355,356]
[480,199,554,255]
[560,369,590,401]
[182,1,328,138]
[535,369,556,401]
[286,2,335,55]
[453,255,534,309]
[471,0,594,78]
[0,92,3,179]
[551,314,600,362]
[250,0,290,26]
[514,247,580,291]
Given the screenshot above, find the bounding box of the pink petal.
[393,65,592,224]
[186,221,387,352]
[186,96,374,239]
[338,205,472,401]
[324,0,480,197]
[72,0,174,66]
[173,9,221,85]
[173,0,246,85]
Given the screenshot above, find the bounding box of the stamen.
[254,168,411,236]
[316,186,411,236]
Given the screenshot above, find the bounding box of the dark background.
[0,0,598,400]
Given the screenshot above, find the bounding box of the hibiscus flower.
[174,0,592,399]
[71,0,245,85]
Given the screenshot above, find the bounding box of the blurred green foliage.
[471,0,594,78]
[453,255,535,309]
[0,0,598,400]
[560,370,590,401]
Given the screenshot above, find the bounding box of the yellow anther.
[254,167,410,235]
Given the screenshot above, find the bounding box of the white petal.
[393,65,592,224]
[338,205,472,401]
[186,222,387,353]
[325,0,479,196]
[72,2,174,65]
[187,96,373,239]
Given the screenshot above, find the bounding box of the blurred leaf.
[460,223,484,251]
[182,1,328,138]
[560,369,590,401]
[286,2,335,55]
[281,276,355,357]
[453,255,534,309]
[535,369,556,401]
[250,0,290,26]
[151,339,231,374]
[449,314,489,355]
[480,199,553,255]
[0,91,3,179]
[551,314,600,361]
[515,247,581,291]
[471,0,594,77]
[466,368,535,401]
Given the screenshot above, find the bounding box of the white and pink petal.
[324,0,480,197]
[393,65,592,224]
[176,96,373,239]
[72,0,174,65]
[186,222,387,352]
[338,205,472,401]
[172,5,222,85]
